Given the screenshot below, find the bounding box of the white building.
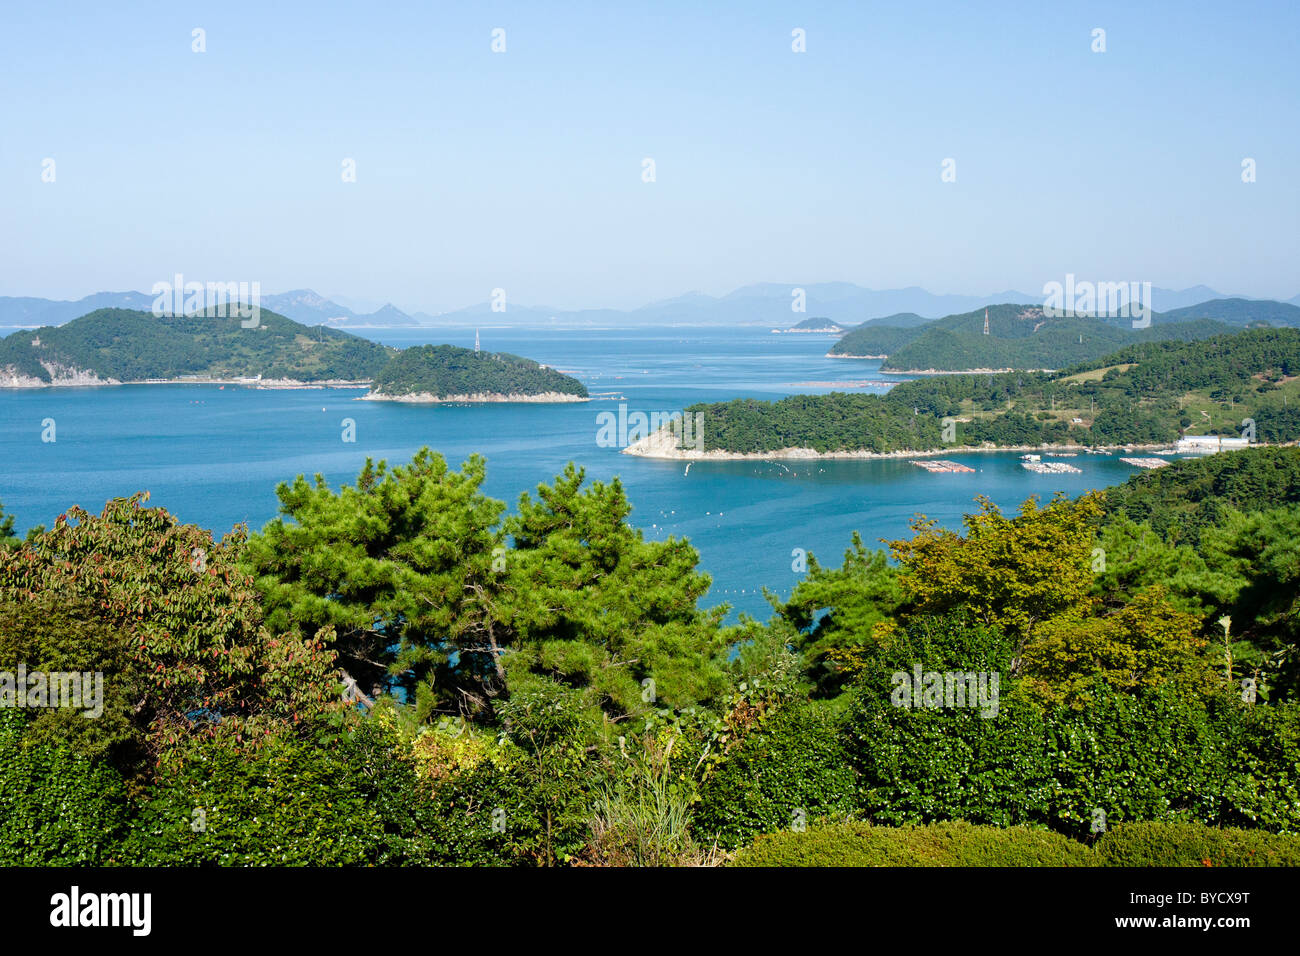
[1176,435,1251,454]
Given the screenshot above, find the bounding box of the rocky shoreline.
[622,426,1172,461]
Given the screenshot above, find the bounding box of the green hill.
[827,324,923,356]
[1159,297,1300,327]
[0,308,394,384]
[829,302,1241,371]
[368,344,588,400]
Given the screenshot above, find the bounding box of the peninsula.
[626,328,1300,458]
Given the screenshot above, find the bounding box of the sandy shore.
[361,390,589,404]
[622,426,1171,461]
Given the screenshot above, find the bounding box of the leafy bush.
[846,675,1300,837]
[0,710,129,865]
[122,733,390,866]
[0,495,340,761]
[0,594,144,764]
[693,701,857,849]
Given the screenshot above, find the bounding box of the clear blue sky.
[2,0,1296,312]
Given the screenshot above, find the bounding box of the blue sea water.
[0,325,1146,621]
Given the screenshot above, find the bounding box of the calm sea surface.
[0,325,1147,621]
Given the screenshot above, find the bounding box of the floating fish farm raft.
[1021,461,1082,474]
[911,459,976,473]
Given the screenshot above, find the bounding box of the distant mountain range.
[0,289,426,330]
[3,284,1298,329]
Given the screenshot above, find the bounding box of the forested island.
[3,444,1299,866]
[829,299,1299,371]
[631,327,1300,456]
[365,344,588,402]
[772,316,844,333]
[0,308,586,402]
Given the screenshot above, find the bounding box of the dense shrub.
[0,710,129,865]
[0,595,144,765]
[122,733,390,866]
[693,701,857,849]
[845,676,1300,837]
[847,683,1056,828]
[1041,688,1232,836]
[1208,698,1300,831]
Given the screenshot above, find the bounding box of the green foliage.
[1098,451,1300,695]
[0,594,144,763]
[890,493,1102,650]
[505,464,731,721]
[0,499,16,547]
[830,323,923,357]
[8,435,1300,868]
[1194,507,1300,681]
[1090,513,1208,611]
[580,739,707,866]
[370,344,587,398]
[1021,587,1215,708]
[1095,821,1300,866]
[686,392,943,453]
[773,532,902,695]
[846,675,1053,829]
[242,449,507,712]
[425,683,605,866]
[0,494,339,760]
[843,678,1300,838]
[244,453,731,727]
[0,710,129,865]
[827,301,1247,372]
[1102,446,1300,545]
[123,732,391,866]
[733,820,1095,867]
